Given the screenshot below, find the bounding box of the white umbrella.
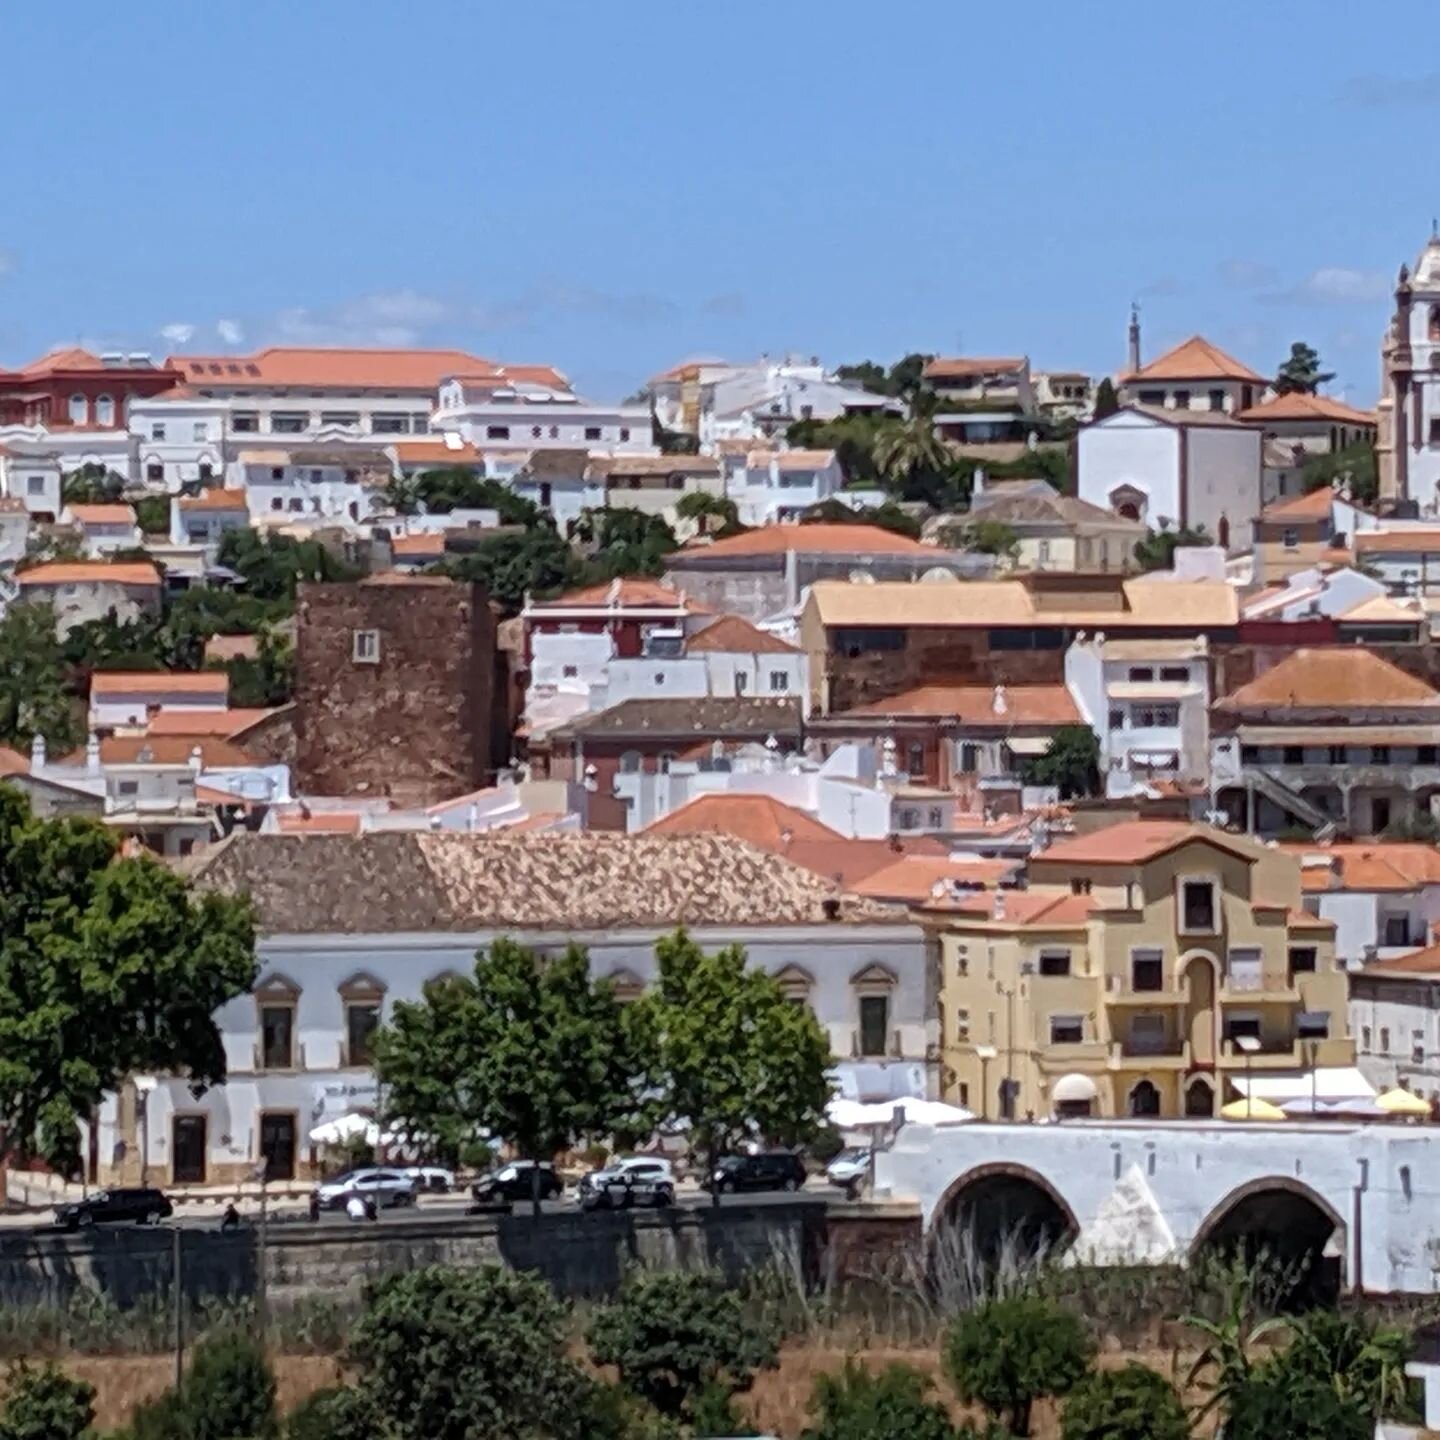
[308,1112,380,1147]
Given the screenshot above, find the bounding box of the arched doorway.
[1129,1079,1161,1117]
[932,1163,1080,1279]
[1182,954,1217,1066]
[1192,1179,1345,1307]
[1185,1076,1215,1117]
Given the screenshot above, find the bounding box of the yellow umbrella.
[1377,1086,1431,1117]
[1220,1096,1287,1121]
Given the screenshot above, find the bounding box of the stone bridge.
[876,1118,1440,1295]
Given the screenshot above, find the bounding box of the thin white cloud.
[259,291,455,348]
[216,319,244,345]
[160,322,196,346]
[1264,267,1390,306]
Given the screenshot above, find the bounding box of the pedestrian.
[346,1192,370,1222]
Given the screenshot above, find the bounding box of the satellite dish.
[919,567,960,584]
[847,569,876,584]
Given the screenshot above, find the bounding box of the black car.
[54,1187,173,1230]
[470,1161,563,1208]
[704,1152,807,1195]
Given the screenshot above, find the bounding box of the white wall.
[1077,414,1180,526]
[1187,426,1264,549]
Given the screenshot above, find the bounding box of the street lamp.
[975,1045,998,1121]
[1234,1034,1261,1117]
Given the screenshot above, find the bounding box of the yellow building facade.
[929,822,1350,1120]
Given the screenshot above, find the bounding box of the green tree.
[437,527,585,612]
[798,497,922,539]
[946,517,1021,560]
[219,630,294,707]
[61,464,126,505]
[1020,724,1101,800]
[282,1387,385,1440]
[1091,378,1121,421]
[375,940,641,1212]
[801,1360,960,1440]
[1223,1366,1371,1440]
[1133,525,1211,572]
[674,491,743,537]
[587,1270,780,1422]
[630,930,832,1207]
[134,494,170,535]
[0,603,84,752]
[0,1362,95,1440]
[387,466,546,527]
[177,1328,278,1440]
[0,789,256,1169]
[217,529,363,604]
[1274,341,1335,397]
[1301,443,1378,507]
[345,1265,591,1440]
[1060,1363,1188,1440]
[572,508,678,579]
[943,1294,1094,1437]
[874,417,952,491]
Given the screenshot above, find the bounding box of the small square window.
[1288,946,1317,975]
[584,427,602,441]
[1181,879,1216,933]
[1038,949,1071,977]
[151,423,166,441]
[352,629,381,663]
[769,670,789,693]
[1049,1014,1084,1045]
[561,664,578,679]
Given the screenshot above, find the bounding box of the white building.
[725,449,847,526]
[1118,333,1267,416]
[1379,231,1440,508]
[235,450,387,528]
[105,830,932,1185]
[1065,635,1210,800]
[61,502,141,557]
[0,443,64,521]
[433,374,653,456]
[170,488,251,548]
[16,560,164,634]
[700,361,896,449]
[89,670,230,732]
[1076,405,1265,551]
[1350,951,1440,1101]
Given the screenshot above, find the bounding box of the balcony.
[252,1041,307,1073]
[1104,975,1187,1006]
[1036,1041,1110,1073]
[1219,971,1299,1004]
[850,1028,904,1060]
[1110,1037,1191,1071]
[1218,1035,1349,1068]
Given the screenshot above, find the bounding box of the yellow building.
[927,820,1350,1120]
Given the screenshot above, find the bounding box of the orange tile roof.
[1037,820,1255,866]
[680,523,932,559]
[685,615,800,655]
[923,357,1027,379]
[177,488,248,511]
[530,577,703,611]
[1122,335,1265,384]
[768,450,838,470]
[1258,488,1335,521]
[273,810,364,835]
[167,346,508,390]
[92,736,260,767]
[1218,647,1440,709]
[1353,529,1440,555]
[66,504,136,525]
[1362,943,1440,978]
[0,745,28,777]
[90,670,229,697]
[851,854,1018,902]
[643,794,844,850]
[389,440,485,465]
[928,890,1098,926]
[203,634,259,662]
[1237,393,1377,426]
[145,707,277,738]
[835,684,1079,725]
[392,533,446,557]
[17,562,161,587]
[19,347,103,375]
[1282,842,1440,892]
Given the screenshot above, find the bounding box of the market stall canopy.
[1229,1067,1375,1104]
[1377,1086,1432,1117]
[1220,1096,1288,1121]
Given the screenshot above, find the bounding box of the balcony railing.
[850,1028,904,1060]
[253,1041,307,1073]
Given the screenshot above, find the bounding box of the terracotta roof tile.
[780,836,950,887]
[1353,529,1440,555]
[1362,943,1440,977]
[177,488,248,511]
[1258,488,1335,521]
[273,811,364,835]
[553,697,801,741]
[851,854,1019,902]
[90,671,228,697]
[679,523,933,559]
[1237,393,1377,426]
[17,562,161,587]
[923,357,1027,379]
[145,707,277,738]
[1281,842,1440,892]
[644,794,843,848]
[203,634,259,662]
[1036,820,1258,866]
[529,578,703,611]
[19,347,103,375]
[924,890,1098,926]
[835,684,1079,724]
[1218,647,1440,709]
[87,736,260,767]
[684,615,800,655]
[189,831,901,933]
[1121,335,1265,384]
[389,441,485,465]
[66,504,136,525]
[391,533,446,557]
[167,346,520,391]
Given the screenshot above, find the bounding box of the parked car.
[825,1148,871,1198]
[402,1165,455,1194]
[470,1161,563,1208]
[309,1168,417,1216]
[54,1187,173,1230]
[579,1157,675,1211]
[703,1152,807,1195]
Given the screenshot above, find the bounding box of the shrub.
[943,1294,1093,1436]
[284,1386,386,1440]
[802,1360,959,1440]
[1060,1363,1188,1440]
[0,1362,95,1440]
[587,1269,781,1421]
[180,1328,278,1440]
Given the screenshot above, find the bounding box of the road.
[27,1184,852,1237]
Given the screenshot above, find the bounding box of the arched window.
[68,394,88,425]
[94,394,114,426]
[618,750,642,774]
[1129,1079,1161,1117]
[1429,304,1440,341]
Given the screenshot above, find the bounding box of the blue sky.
[3,1,1435,401]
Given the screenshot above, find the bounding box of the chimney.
[29,733,45,773]
[188,745,203,775]
[85,732,100,776]
[993,890,1007,920]
[880,734,898,778]
[992,684,1008,717]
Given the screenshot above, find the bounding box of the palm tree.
[873,417,951,488]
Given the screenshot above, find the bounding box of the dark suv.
[704,1152,807,1195]
[470,1161,563,1208]
[54,1187,173,1230]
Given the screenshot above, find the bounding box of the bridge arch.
[1191,1176,1346,1304]
[931,1162,1080,1272]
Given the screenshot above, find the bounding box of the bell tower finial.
[1127,301,1142,375]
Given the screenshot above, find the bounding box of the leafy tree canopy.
[1301,442,1377,507]
[943,1294,1094,1437]
[587,1269,780,1421]
[387,466,546,527]
[1020,724,1101,801]
[0,1362,95,1440]
[572,507,678,580]
[134,494,170,536]
[629,931,832,1201]
[61,463,127,505]
[0,604,84,753]
[674,491,745,538]
[1092,378,1120,420]
[0,789,256,1169]
[798,497,921,539]
[375,939,642,1193]
[801,1360,963,1440]
[437,527,585,612]
[1274,341,1335,397]
[217,528,363,604]
[945,517,1020,559]
[1134,525,1211,572]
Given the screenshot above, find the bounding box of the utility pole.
[172,1224,184,1388]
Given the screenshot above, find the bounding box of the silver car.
[310,1167,417,1215]
[825,1148,871,1197]
[580,1157,676,1210]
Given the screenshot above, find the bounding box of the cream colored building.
[927,820,1350,1121]
[966,479,1145,573]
